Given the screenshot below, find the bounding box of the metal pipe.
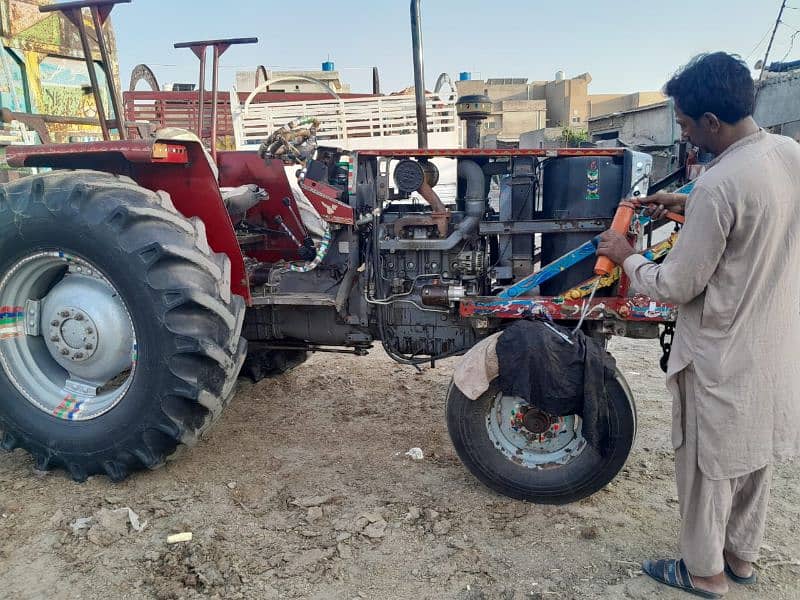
[197,47,207,140]
[210,44,221,161]
[372,66,381,95]
[90,5,126,139]
[380,160,486,251]
[410,0,428,148]
[71,8,110,140]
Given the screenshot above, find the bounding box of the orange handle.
[594,202,635,276]
[664,210,685,224]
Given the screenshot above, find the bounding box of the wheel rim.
[485,393,586,468]
[0,250,137,421]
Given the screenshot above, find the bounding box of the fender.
[6,139,251,303]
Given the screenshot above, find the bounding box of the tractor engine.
[367,158,490,361]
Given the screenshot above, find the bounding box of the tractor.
[0,0,686,504]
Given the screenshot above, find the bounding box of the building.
[456,72,663,144]
[587,101,681,182]
[519,127,570,150]
[236,65,351,95]
[588,91,668,120]
[754,68,800,141]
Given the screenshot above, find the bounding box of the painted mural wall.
[0,0,120,142]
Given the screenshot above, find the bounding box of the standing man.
[598,52,800,598]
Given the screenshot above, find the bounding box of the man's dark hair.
[664,52,755,123]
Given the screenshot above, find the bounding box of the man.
[598,52,800,598]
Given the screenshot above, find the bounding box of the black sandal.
[642,558,724,599]
[724,558,757,585]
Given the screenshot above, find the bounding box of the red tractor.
[0,0,684,504]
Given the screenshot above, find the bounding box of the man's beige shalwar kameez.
[623,130,800,575]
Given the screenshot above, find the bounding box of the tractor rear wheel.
[0,171,246,481]
[446,371,635,504]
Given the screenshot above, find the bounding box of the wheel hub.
[520,408,553,434]
[41,272,134,386]
[49,308,98,361]
[486,394,586,469]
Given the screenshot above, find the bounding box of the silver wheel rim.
[486,393,586,468]
[0,250,137,421]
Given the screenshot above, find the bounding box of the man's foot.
[723,549,757,584]
[642,558,729,598]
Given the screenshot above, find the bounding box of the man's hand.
[597,230,636,266]
[632,191,688,220]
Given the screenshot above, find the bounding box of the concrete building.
[587,101,681,182]
[455,77,547,140]
[519,127,570,149]
[542,72,592,127]
[456,72,663,144]
[754,70,800,141]
[589,91,667,120]
[236,67,351,94]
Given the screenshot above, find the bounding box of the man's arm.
[623,185,733,305]
[634,191,689,219]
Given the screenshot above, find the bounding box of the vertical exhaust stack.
[372,67,381,95]
[410,0,428,148]
[456,95,492,149]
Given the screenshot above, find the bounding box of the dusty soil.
[1,338,798,600]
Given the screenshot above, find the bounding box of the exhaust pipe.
[410,0,428,149]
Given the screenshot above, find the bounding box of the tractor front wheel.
[0,171,246,481]
[446,371,636,504]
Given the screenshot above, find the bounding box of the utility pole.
[756,0,787,102]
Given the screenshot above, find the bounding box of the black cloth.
[496,319,617,456]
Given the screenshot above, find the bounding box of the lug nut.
[60,311,70,318]
[86,328,94,334]
[51,320,59,327]
[85,343,93,350]
[74,353,84,359]
[50,336,59,342]
[75,314,84,321]
[60,349,70,356]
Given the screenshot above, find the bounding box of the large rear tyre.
[446,371,635,504]
[0,171,246,481]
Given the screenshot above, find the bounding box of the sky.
[114,0,799,95]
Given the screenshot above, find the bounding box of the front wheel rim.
[0,250,137,421]
[485,392,587,468]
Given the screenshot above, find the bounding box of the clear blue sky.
[114,0,799,95]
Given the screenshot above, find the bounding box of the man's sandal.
[723,558,757,585]
[642,558,724,599]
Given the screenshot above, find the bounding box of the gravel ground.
[1,337,798,599]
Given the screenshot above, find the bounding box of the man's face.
[674,104,717,153]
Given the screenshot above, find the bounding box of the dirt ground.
[0,337,798,600]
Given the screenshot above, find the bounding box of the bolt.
[75,314,84,321]
[51,320,59,327]
[85,343,93,350]
[60,349,70,356]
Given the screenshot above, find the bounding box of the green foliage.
[561,127,589,147]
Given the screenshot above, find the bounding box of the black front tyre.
[0,171,247,482]
[446,372,636,504]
